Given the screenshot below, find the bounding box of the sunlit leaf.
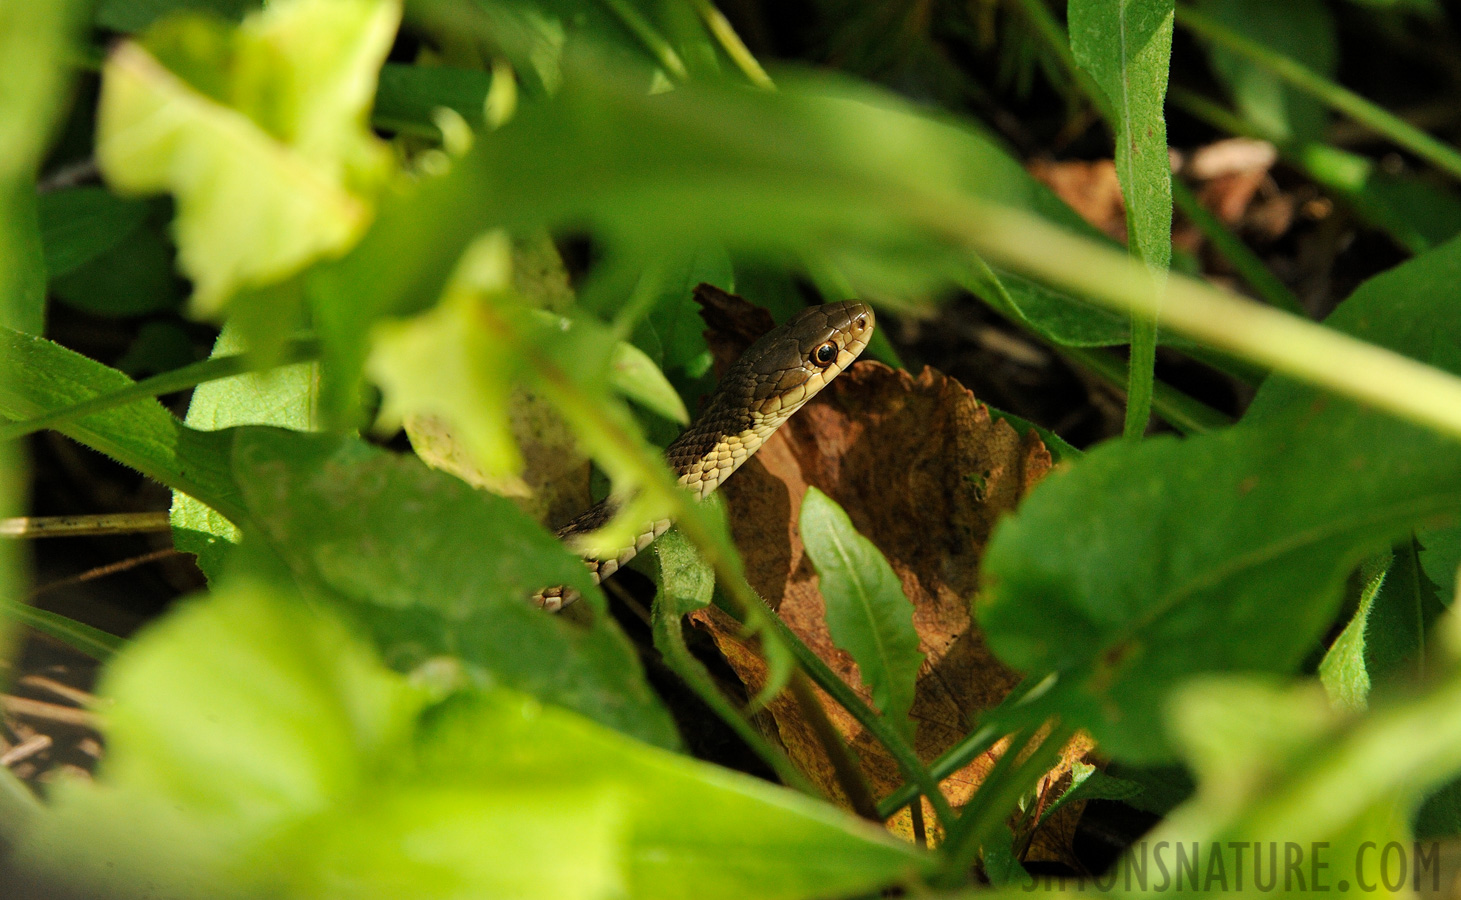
[799,487,923,740]
[96,0,399,317]
[15,577,927,900]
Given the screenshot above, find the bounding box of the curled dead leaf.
[687,285,1092,865]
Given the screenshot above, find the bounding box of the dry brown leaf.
[686,286,1093,865]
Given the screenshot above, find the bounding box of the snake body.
[535,299,875,610]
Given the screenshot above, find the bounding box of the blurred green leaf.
[230,427,681,748]
[96,0,400,317]
[979,233,1461,761]
[1321,539,1444,711]
[1297,142,1461,255]
[0,598,125,662]
[37,186,150,279]
[800,487,923,740]
[94,0,262,33]
[17,573,925,900]
[1,2,88,334]
[373,62,492,134]
[1120,672,1461,894]
[612,337,690,424]
[1196,0,1335,144]
[0,326,246,522]
[51,220,183,317]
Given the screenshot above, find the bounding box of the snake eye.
[812,341,838,367]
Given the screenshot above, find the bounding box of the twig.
[1,512,171,538]
[2,695,98,729]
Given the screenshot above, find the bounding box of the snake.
[534,299,875,610]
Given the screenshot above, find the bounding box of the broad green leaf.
[96,0,399,317]
[36,186,150,279]
[17,581,925,899]
[1197,0,1335,144]
[367,233,528,485]
[172,322,320,580]
[800,487,923,740]
[0,1,88,334]
[0,326,245,523]
[1320,539,1444,711]
[229,428,681,749]
[50,220,183,318]
[979,233,1461,761]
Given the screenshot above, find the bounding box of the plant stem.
[754,603,957,828]
[650,602,818,795]
[1177,4,1461,183]
[0,338,319,442]
[595,0,689,82]
[787,668,881,820]
[692,0,774,90]
[937,198,1461,442]
[1059,345,1233,435]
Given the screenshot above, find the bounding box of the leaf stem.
[787,668,882,820]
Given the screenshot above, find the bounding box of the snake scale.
[534,299,875,610]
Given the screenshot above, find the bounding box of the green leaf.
[1196,0,1335,144]
[1068,0,1173,273]
[0,326,246,523]
[37,186,151,279]
[1321,539,1444,711]
[373,62,492,134]
[800,487,924,740]
[0,598,125,662]
[1117,672,1461,893]
[0,2,88,333]
[611,337,690,425]
[1069,0,1174,435]
[94,0,261,33]
[306,60,1142,424]
[50,220,183,318]
[96,0,399,317]
[16,576,926,900]
[653,525,716,616]
[230,427,681,749]
[979,233,1461,761]
[172,321,320,580]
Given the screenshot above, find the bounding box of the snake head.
[735,300,876,411]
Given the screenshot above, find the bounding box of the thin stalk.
[936,198,1461,442]
[935,722,1076,886]
[1178,4,1461,183]
[1,511,172,537]
[1171,179,1306,316]
[595,0,689,82]
[788,668,881,820]
[1059,345,1234,435]
[1124,319,1157,439]
[754,603,957,828]
[1,598,123,661]
[878,720,1005,819]
[692,0,774,90]
[0,338,319,442]
[650,603,819,796]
